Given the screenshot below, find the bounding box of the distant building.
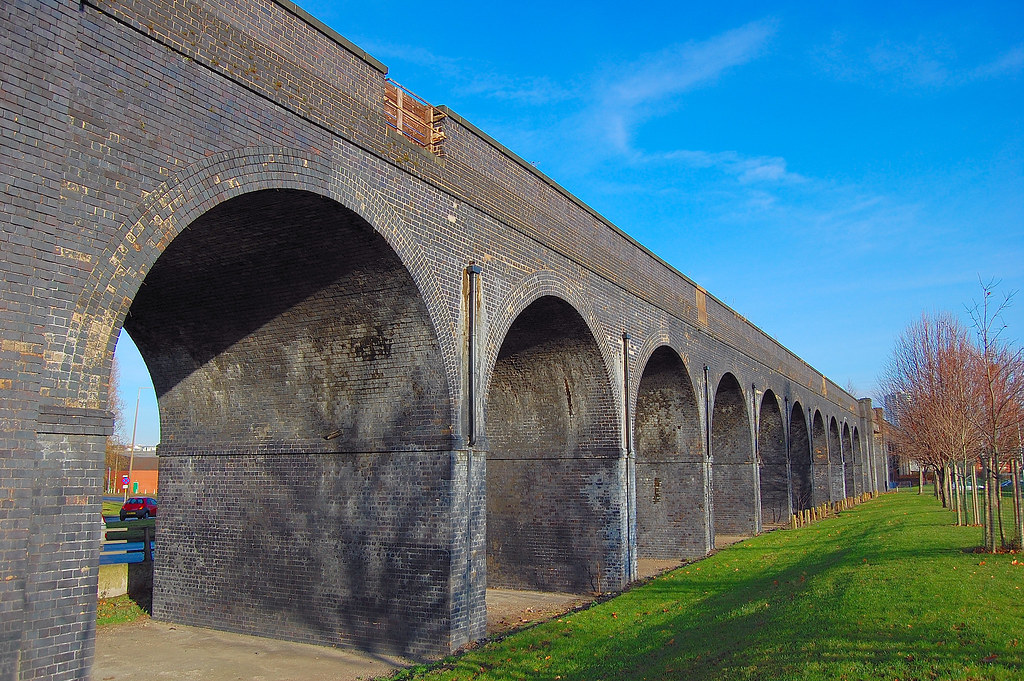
[114,445,159,496]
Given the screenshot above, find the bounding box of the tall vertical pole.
[622,333,634,581]
[704,365,713,551]
[126,387,142,503]
[466,264,482,446]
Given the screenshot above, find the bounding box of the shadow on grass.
[419,495,1024,680]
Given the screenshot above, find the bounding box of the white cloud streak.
[593,19,778,151]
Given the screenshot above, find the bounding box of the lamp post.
[125,386,154,502]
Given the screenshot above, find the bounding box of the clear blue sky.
[114,0,1024,445]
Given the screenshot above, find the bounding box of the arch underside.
[829,419,845,501]
[712,375,756,539]
[484,296,623,593]
[758,393,789,525]
[789,404,812,511]
[853,428,865,495]
[635,347,705,560]
[843,424,856,497]
[126,189,454,655]
[811,412,829,506]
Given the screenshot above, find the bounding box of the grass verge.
[397,492,1024,680]
[97,594,149,627]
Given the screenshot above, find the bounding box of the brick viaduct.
[1,1,887,678]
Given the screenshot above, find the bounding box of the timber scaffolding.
[384,79,446,155]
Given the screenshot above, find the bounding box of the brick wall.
[758,391,790,525]
[634,347,706,559]
[0,0,882,676]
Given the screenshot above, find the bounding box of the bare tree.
[967,282,1024,551]
[881,314,974,507]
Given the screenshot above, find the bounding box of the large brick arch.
[56,147,464,656]
[481,269,619,424]
[829,417,845,501]
[811,409,829,505]
[483,290,625,593]
[633,344,707,560]
[757,389,789,525]
[711,372,757,540]
[53,147,457,423]
[789,400,813,511]
[842,422,855,496]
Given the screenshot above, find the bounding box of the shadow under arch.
[789,401,813,511]
[757,389,789,526]
[829,417,845,501]
[634,345,706,560]
[68,148,465,658]
[711,372,756,541]
[842,422,855,497]
[55,147,457,422]
[483,294,625,593]
[852,426,865,494]
[811,409,829,506]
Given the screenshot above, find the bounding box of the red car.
[120,497,157,521]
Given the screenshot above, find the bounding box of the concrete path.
[94,620,411,681]
[94,561,686,681]
[94,588,594,681]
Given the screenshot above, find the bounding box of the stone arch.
[757,390,789,526]
[58,149,461,655]
[481,269,618,419]
[853,426,865,495]
[789,401,813,511]
[811,409,829,506]
[711,373,756,540]
[829,417,845,501]
[842,422,855,497]
[634,345,705,560]
[484,294,623,593]
[54,147,457,421]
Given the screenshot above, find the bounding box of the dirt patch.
[485,589,591,635]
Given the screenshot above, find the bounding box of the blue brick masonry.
[0,1,883,678]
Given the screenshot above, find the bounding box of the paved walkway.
[94,561,684,680]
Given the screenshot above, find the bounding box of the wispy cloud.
[591,19,778,151]
[655,149,806,185]
[814,32,1024,89]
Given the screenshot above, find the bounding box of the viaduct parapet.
[0,1,886,677]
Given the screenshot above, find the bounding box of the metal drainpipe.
[466,264,481,446]
[752,383,760,533]
[465,264,482,618]
[622,333,633,581]
[704,365,713,551]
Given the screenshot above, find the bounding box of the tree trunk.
[972,464,981,527]
[943,464,953,509]
[918,468,924,495]
[1012,458,1023,549]
[962,461,972,525]
[984,457,996,552]
[952,464,963,525]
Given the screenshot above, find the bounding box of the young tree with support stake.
[967,283,1024,552]
[881,284,1024,552]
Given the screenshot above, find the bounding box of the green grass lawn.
[398,492,1024,681]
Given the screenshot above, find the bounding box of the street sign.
[121,475,129,490]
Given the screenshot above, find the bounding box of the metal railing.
[384,79,445,155]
